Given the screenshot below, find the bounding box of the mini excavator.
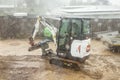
[28,6,120,68]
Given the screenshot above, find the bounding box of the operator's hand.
[29,37,34,46]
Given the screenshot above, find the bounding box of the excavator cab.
[57,18,91,62]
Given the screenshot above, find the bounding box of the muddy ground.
[0,39,120,80]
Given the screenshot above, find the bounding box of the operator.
[43,27,52,40]
[71,23,80,38]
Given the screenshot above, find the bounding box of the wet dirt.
[0,39,120,80]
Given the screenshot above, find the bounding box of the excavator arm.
[30,16,57,46]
